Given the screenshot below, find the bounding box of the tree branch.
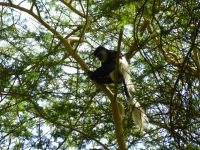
[60,0,86,18]
[0,2,126,149]
[126,19,149,61]
[111,26,127,150]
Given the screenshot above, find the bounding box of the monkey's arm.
[89,64,115,84]
[91,75,113,84]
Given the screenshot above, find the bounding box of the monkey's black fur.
[89,46,129,99]
[89,46,149,131]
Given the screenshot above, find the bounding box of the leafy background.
[0,0,199,149]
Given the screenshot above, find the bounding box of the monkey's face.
[94,46,108,63]
[95,50,107,63]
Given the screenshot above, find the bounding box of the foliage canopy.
[0,0,199,149]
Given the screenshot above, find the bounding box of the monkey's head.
[94,46,108,63]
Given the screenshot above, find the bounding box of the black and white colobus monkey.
[89,46,148,131]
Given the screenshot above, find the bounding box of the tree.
[0,0,199,149]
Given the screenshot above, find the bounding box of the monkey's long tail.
[120,57,148,131]
[128,98,149,132]
[122,78,149,131]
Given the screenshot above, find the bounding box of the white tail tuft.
[128,100,149,132]
[119,57,148,131]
